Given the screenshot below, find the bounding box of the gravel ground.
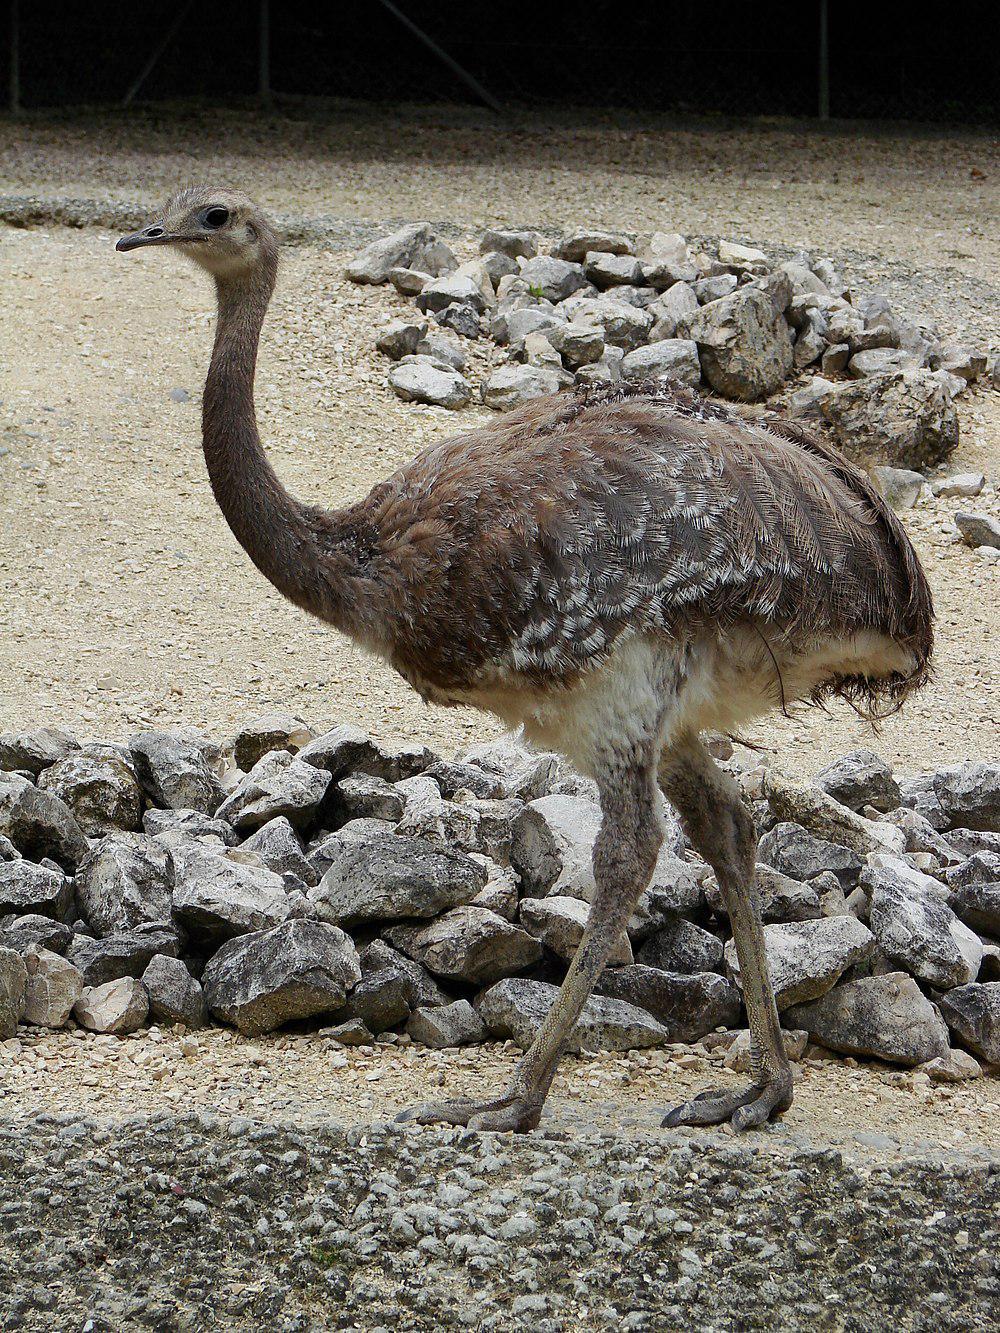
[0,108,998,774]
[1,1107,997,1331]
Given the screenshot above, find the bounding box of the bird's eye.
[204,206,229,229]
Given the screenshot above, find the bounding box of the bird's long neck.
[201,253,363,633]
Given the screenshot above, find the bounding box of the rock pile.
[348,223,991,471]
[1,722,997,1083]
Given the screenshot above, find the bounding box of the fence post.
[258,0,271,104]
[818,0,830,120]
[9,0,20,115]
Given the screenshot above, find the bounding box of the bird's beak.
[116,225,176,253]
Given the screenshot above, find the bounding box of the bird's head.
[116,187,277,281]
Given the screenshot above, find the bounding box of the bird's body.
[118,190,933,1134]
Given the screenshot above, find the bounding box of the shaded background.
[4,0,998,123]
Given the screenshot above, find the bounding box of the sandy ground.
[0,108,997,777]
[2,1025,997,1159]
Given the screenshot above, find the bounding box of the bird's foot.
[662,1075,792,1132]
[395,1092,542,1133]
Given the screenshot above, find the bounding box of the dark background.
[4,1,998,123]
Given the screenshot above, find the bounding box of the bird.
[117,189,933,1134]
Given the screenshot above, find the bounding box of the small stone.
[718,240,768,272]
[693,274,738,304]
[954,512,1000,551]
[415,331,466,371]
[929,343,986,383]
[919,1049,982,1082]
[821,343,850,375]
[621,339,701,388]
[872,466,926,511]
[406,1000,487,1048]
[481,364,562,411]
[416,274,491,316]
[546,321,605,368]
[388,358,471,409]
[435,303,482,339]
[724,1027,808,1073]
[678,287,793,401]
[74,977,149,1035]
[930,472,985,499]
[232,713,314,771]
[386,267,432,296]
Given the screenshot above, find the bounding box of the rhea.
[117,190,932,1133]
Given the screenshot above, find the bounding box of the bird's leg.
[398,753,663,1132]
[658,736,792,1131]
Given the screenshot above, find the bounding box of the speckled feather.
[312,381,932,715]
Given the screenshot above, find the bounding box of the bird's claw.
[662,1076,793,1131]
[395,1094,542,1133]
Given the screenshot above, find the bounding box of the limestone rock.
[75,834,173,936]
[216,750,331,833]
[786,972,949,1065]
[309,831,486,925]
[556,230,635,263]
[481,364,562,411]
[935,983,1000,1065]
[954,512,1000,552]
[596,966,742,1041]
[389,358,471,409]
[635,917,724,973]
[723,1027,808,1073]
[298,725,432,783]
[231,713,314,772]
[141,954,207,1028]
[143,807,239,846]
[0,727,79,777]
[67,924,181,987]
[864,853,983,989]
[38,752,142,836]
[678,287,793,400]
[947,853,1000,936]
[517,256,590,303]
[129,732,223,815]
[724,916,874,1009]
[406,999,487,1048]
[22,947,83,1027]
[0,860,72,921]
[170,843,291,947]
[479,229,539,260]
[202,919,361,1037]
[0,914,73,955]
[477,976,669,1052]
[519,894,633,967]
[240,817,316,887]
[814,749,901,814]
[817,370,958,470]
[386,906,542,986]
[758,822,863,888]
[621,339,701,387]
[346,223,435,284]
[919,1049,982,1082]
[0,773,89,871]
[74,977,149,1035]
[0,945,27,1037]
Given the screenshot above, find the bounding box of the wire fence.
[5,0,999,124]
